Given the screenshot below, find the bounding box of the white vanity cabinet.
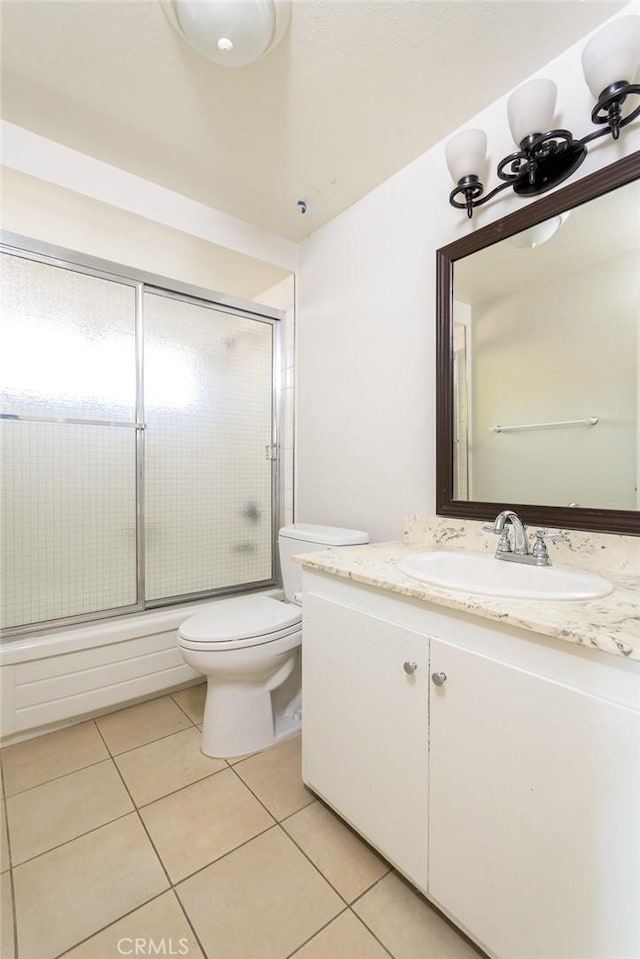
[302,589,430,891]
[429,638,640,959]
[301,569,640,959]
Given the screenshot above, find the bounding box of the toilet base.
[200,658,302,759]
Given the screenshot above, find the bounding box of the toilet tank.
[278,524,369,603]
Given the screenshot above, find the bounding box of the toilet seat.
[178,595,302,652]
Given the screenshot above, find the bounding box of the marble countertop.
[296,542,640,661]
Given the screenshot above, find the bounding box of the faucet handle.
[483,525,512,554]
[531,529,567,565]
[534,529,568,543]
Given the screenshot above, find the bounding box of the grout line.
[52,888,172,959]
[223,754,368,910]
[0,753,19,959]
[2,753,111,800]
[285,905,395,959]
[9,809,134,870]
[102,724,195,759]
[349,870,392,909]
[169,690,204,728]
[172,820,279,889]
[277,820,351,908]
[169,887,210,959]
[284,905,351,958]
[348,907,396,959]
[92,722,210,958]
[93,723,173,889]
[131,766,227,812]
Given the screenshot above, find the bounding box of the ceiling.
[0,1,626,243]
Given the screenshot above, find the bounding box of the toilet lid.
[178,595,302,644]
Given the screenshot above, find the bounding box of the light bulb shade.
[163,0,291,67]
[508,211,570,249]
[581,15,640,99]
[445,129,487,184]
[507,78,557,146]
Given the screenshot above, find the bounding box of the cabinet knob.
[403,661,418,675]
[431,671,447,686]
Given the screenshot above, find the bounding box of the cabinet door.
[302,592,429,891]
[429,638,640,959]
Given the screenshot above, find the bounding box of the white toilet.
[177,524,369,757]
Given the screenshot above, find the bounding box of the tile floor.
[0,684,482,959]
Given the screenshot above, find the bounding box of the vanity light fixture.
[507,211,570,249]
[161,0,291,67]
[446,15,640,218]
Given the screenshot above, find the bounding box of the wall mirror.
[436,151,640,535]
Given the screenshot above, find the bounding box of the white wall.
[296,5,640,542]
[0,167,290,300]
[1,120,298,273]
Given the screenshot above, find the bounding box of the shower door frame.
[0,231,285,639]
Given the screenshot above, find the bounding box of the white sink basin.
[397,550,613,601]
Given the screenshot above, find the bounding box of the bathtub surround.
[0,593,275,747]
[295,514,640,661]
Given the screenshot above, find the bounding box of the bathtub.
[0,589,281,746]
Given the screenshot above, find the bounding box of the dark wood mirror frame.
[436,150,640,536]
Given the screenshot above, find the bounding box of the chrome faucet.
[483,509,561,567]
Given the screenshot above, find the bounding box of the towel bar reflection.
[490,416,599,434]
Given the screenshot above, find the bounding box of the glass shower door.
[0,252,139,630]
[143,291,274,603]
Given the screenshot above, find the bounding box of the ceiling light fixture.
[162,0,291,67]
[446,15,640,218]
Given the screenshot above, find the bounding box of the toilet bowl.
[177,524,369,758]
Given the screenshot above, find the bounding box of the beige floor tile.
[1,721,108,795]
[7,759,133,864]
[172,683,206,724]
[283,801,389,902]
[353,872,480,959]
[234,735,313,820]
[140,768,274,882]
[115,727,226,807]
[64,891,205,959]
[177,826,343,959]
[96,696,191,755]
[0,801,9,872]
[292,910,391,959]
[13,813,169,959]
[1,872,15,959]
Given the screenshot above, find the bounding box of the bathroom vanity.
[299,533,640,959]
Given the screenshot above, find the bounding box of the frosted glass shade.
[164,0,290,67]
[445,129,487,184]
[582,15,640,99]
[507,78,557,146]
[507,212,570,249]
